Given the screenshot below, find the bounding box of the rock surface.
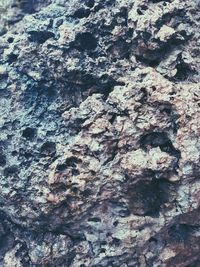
[0,0,200,266]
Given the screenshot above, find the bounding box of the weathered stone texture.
[0,0,200,266]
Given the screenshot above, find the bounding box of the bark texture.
[0,0,200,266]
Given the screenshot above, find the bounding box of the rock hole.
[22,127,37,140]
[74,8,90,18]
[140,132,181,157]
[107,39,130,59]
[24,152,32,159]
[112,237,121,246]
[141,5,148,10]
[75,32,97,51]
[81,188,93,197]
[149,237,158,243]
[119,208,131,217]
[32,206,38,211]
[8,54,18,64]
[0,155,6,167]
[113,221,119,227]
[137,9,144,15]
[127,179,171,216]
[71,187,78,194]
[4,166,18,177]
[160,104,172,115]
[11,151,18,157]
[56,158,81,175]
[148,59,160,67]
[56,164,67,172]
[65,157,82,167]
[72,168,80,176]
[127,180,161,216]
[7,37,14,43]
[41,141,56,156]
[109,114,117,124]
[28,31,55,44]
[139,88,148,104]
[174,62,193,80]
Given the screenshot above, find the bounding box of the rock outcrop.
[0,0,199,266]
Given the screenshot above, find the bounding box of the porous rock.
[0,0,199,266]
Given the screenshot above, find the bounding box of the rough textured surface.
[0,0,200,266]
